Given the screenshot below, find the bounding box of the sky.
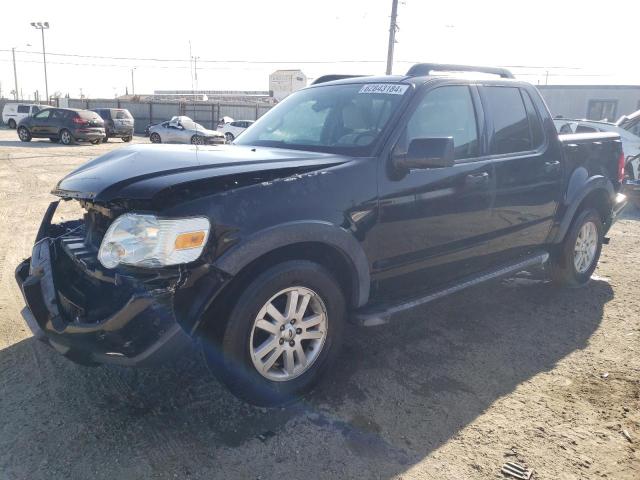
[1,0,638,100]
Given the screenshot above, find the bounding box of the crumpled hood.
[53,144,347,203]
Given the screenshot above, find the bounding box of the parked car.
[15,63,627,406]
[617,109,640,137]
[17,108,105,145]
[218,120,254,142]
[148,116,225,145]
[216,116,234,129]
[91,108,134,143]
[2,103,42,129]
[144,121,161,137]
[554,118,640,180]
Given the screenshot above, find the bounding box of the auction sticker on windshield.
[359,84,409,95]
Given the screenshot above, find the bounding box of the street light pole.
[30,21,50,103]
[131,67,136,95]
[11,48,18,100]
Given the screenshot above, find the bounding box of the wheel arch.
[214,222,370,308]
[553,173,614,243]
[193,222,370,336]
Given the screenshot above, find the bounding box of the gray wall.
[538,85,640,121]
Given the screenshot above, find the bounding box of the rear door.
[480,85,562,262]
[371,84,496,297]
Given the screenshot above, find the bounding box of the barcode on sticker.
[358,84,409,95]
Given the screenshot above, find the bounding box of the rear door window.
[112,109,132,119]
[522,91,545,148]
[484,86,532,155]
[17,105,30,114]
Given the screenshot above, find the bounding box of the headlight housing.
[98,214,210,269]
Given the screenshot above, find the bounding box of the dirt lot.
[0,128,638,480]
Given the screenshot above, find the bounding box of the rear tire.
[550,208,603,287]
[191,135,204,145]
[224,132,234,142]
[201,260,346,406]
[17,126,31,142]
[59,129,74,145]
[8,119,17,129]
[122,136,132,142]
[102,135,109,143]
[150,132,161,144]
[91,139,101,145]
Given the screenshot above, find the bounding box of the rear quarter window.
[112,109,132,119]
[17,105,30,114]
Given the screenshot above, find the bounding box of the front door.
[370,84,496,300]
[30,109,52,136]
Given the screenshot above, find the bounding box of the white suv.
[2,103,42,129]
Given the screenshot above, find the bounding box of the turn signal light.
[174,231,206,250]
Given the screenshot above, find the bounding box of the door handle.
[465,172,490,186]
[544,160,561,173]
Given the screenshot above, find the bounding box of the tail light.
[618,151,625,183]
[72,116,87,125]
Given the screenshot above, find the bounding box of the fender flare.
[552,171,614,243]
[213,221,370,307]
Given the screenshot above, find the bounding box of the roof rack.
[406,63,514,79]
[311,74,367,85]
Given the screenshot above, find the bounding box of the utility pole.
[30,22,50,103]
[131,67,136,95]
[385,0,399,75]
[12,48,19,100]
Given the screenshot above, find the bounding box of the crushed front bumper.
[14,202,229,367]
[15,241,192,366]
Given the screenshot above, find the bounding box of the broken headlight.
[98,213,210,269]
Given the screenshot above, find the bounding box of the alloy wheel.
[574,221,598,274]
[249,286,328,382]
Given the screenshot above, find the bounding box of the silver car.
[149,116,225,145]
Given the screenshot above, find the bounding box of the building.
[269,70,307,101]
[538,85,640,121]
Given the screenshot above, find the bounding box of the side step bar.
[353,251,550,327]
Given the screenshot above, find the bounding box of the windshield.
[235,83,410,156]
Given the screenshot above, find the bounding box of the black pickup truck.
[15,63,627,405]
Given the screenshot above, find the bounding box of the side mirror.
[392,137,455,170]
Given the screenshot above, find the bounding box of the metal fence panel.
[1,97,274,133]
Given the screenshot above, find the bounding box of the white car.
[554,118,640,180]
[2,103,43,129]
[218,120,254,142]
[148,116,225,145]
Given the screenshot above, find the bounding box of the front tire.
[8,119,17,129]
[59,129,74,145]
[551,208,603,287]
[150,132,161,144]
[191,135,204,145]
[17,126,32,142]
[202,260,346,406]
[122,135,132,142]
[224,132,234,142]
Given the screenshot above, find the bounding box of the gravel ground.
[0,128,638,480]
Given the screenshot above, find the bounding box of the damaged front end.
[14,200,229,367]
